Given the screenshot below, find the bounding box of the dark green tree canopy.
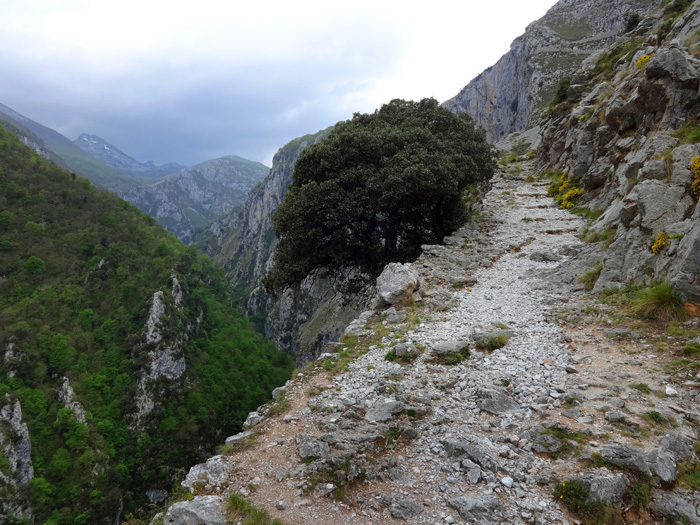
[264,98,496,293]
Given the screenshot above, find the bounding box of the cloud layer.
[0,0,557,166]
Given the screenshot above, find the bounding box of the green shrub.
[683,342,700,355]
[630,383,651,394]
[550,77,572,107]
[435,346,471,365]
[474,334,510,351]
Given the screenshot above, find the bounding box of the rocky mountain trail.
[164,160,700,525]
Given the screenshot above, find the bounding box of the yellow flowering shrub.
[561,188,584,209]
[691,156,700,199]
[635,54,653,69]
[651,232,670,254]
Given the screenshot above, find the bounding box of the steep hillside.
[201,128,376,364]
[443,0,662,142]
[74,133,186,181]
[124,156,268,244]
[0,125,293,524]
[536,0,700,300]
[0,103,141,193]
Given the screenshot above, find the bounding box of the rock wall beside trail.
[443,0,661,142]
[201,128,375,364]
[537,1,700,300]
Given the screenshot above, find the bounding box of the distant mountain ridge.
[0,103,142,192]
[123,155,269,244]
[74,133,186,178]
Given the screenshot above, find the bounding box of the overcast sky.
[0,0,558,167]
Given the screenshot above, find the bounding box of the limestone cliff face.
[537,1,700,300]
[202,128,375,364]
[0,396,33,523]
[444,0,662,142]
[123,156,268,244]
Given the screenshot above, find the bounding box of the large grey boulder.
[182,456,230,491]
[647,448,677,483]
[296,434,331,459]
[390,497,424,519]
[373,263,419,307]
[650,490,700,525]
[574,469,629,506]
[163,495,226,525]
[476,387,520,414]
[600,445,650,476]
[646,46,699,87]
[447,495,506,524]
[365,397,405,423]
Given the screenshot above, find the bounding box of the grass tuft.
[631,281,688,321]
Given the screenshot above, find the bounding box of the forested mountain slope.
[0,125,293,524]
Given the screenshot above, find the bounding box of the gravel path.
[164,163,700,525]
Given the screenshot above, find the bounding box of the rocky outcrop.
[537,1,700,300]
[0,396,33,523]
[444,0,661,142]
[124,156,268,244]
[201,127,375,364]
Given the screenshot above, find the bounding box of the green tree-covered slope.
[0,125,293,524]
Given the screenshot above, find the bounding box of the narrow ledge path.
[170,162,700,525]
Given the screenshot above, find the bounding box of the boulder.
[431,339,470,356]
[600,444,651,476]
[647,448,677,483]
[296,434,331,459]
[447,495,506,524]
[390,497,424,519]
[182,456,230,491]
[163,495,226,525]
[646,46,699,87]
[373,263,419,307]
[476,387,520,414]
[649,490,700,525]
[224,430,255,447]
[574,469,629,506]
[365,397,405,423]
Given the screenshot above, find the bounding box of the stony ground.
[164,162,700,525]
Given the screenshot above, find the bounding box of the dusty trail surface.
[174,163,700,525]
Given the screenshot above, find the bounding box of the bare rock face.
[537,1,700,300]
[443,0,661,142]
[0,396,33,523]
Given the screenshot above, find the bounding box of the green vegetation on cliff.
[0,125,293,523]
[264,98,496,292]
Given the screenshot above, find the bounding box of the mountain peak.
[74,132,147,172]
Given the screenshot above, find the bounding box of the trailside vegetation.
[263,98,497,293]
[0,126,293,523]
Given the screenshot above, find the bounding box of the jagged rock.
[163,495,226,525]
[225,430,255,447]
[57,377,87,423]
[660,433,695,461]
[447,495,506,524]
[647,448,677,483]
[600,445,650,476]
[646,46,699,87]
[0,396,33,485]
[297,434,331,459]
[373,263,420,307]
[182,456,230,491]
[574,469,629,506]
[390,497,424,519]
[476,387,520,414]
[431,339,470,356]
[272,386,286,400]
[244,411,263,428]
[394,343,418,358]
[650,490,700,525]
[365,397,405,423]
[146,489,169,504]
